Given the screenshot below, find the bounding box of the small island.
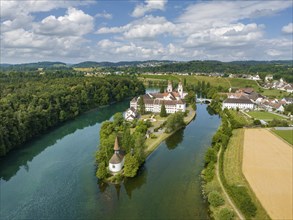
[95,81,196,183]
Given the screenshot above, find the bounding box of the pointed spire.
[114,136,119,151]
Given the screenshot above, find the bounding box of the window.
[112,165,115,168]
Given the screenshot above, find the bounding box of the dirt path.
[243,129,293,220]
[216,148,245,220]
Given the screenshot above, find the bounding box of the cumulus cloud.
[0,1,94,63]
[35,8,94,36]
[282,23,293,34]
[97,15,175,40]
[132,0,167,17]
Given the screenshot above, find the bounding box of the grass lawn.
[272,129,293,145]
[247,111,286,121]
[178,75,230,89]
[223,129,270,220]
[261,89,290,98]
[228,78,259,90]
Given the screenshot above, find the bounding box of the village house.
[265,75,273,81]
[250,74,261,80]
[124,107,138,121]
[130,81,187,114]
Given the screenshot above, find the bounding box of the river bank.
[145,106,196,157]
[202,108,270,220]
[0,103,220,220]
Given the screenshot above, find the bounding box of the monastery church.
[125,81,187,120]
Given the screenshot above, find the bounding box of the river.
[0,100,220,220]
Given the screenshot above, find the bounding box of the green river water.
[0,100,220,220]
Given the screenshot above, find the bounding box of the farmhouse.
[109,137,125,173]
[130,81,187,114]
[222,96,254,110]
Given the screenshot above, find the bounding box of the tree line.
[0,76,145,156]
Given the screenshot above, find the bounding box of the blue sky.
[1,0,292,64]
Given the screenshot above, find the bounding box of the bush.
[124,154,140,177]
[96,162,108,180]
[150,134,157,139]
[202,162,215,182]
[208,191,225,207]
[218,208,234,220]
[205,147,217,164]
[268,119,288,127]
[253,119,261,125]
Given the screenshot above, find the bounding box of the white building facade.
[130,81,187,114]
[222,98,254,110]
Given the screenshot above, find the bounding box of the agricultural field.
[228,78,259,90]
[247,111,286,121]
[272,129,293,145]
[178,75,230,89]
[242,129,293,220]
[73,67,100,72]
[223,129,270,219]
[139,74,180,81]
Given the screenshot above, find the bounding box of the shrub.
[253,119,261,125]
[208,191,225,207]
[218,208,234,220]
[202,162,215,182]
[205,147,217,164]
[124,154,140,177]
[96,162,108,180]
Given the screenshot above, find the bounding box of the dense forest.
[0,75,145,157]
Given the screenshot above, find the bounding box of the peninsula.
[95,81,196,183]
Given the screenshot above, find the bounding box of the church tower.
[178,81,183,98]
[167,80,173,93]
[114,136,120,154]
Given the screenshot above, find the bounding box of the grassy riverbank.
[145,106,196,157]
[202,107,270,220]
[223,129,271,220]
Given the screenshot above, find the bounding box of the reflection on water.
[165,128,184,150]
[0,102,220,220]
[0,101,129,181]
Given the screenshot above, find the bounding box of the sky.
[0,0,292,64]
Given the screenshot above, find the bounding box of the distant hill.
[1,60,292,76]
[0,61,68,71]
[72,60,174,68]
